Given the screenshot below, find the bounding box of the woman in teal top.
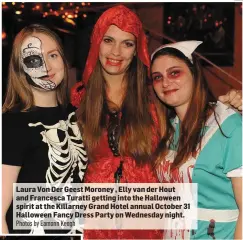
[150,41,242,239]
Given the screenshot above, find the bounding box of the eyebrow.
[151,72,161,77]
[166,66,182,72]
[47,49,59,54]
[152,66,182,75]
[103,35,135,42]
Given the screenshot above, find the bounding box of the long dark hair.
[152,48,219,169]
[77,54,167,164]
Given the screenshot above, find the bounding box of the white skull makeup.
[21,36,56,90]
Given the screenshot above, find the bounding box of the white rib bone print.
[29,112,88,186]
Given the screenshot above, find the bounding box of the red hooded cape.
[71,5,162,239]
[70,4,150,108]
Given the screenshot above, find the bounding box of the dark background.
[163,3,235,66]
[2,2,237,101]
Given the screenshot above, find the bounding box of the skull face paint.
[21,36,57,90]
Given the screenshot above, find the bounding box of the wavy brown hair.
[151,48,218,169]
[77,55,168,164]
[2,24,68,113]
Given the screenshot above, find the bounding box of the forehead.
[21,33,58,53]
[152,55,187,71]
[104,25,135,41]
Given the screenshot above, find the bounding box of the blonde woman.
[2,24,88,234]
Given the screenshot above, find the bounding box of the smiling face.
[21,33,64,91]
[151,55,194,111]
[99,25,136,80]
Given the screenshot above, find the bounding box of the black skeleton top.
[3,103,88,233]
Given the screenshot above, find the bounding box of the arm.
[231,177,242,239]
[2,164,21,234]
[218,89,242,111]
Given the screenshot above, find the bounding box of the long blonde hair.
[3,24,68,113]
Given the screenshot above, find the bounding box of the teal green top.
[157,102,242,239]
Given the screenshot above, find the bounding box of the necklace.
[107,110,120,157]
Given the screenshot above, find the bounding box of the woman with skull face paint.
[70,5,242,239]
[151,41,242,239]
[2,24,88,234]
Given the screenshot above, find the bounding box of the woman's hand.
[2,164,21,234]
[218,89,242,111]
[2,218,9,234]
[231,177,242,239]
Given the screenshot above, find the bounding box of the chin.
[104,69,124,76]
[103,64,126,73]
[109,71,123,76]
[163,100,180,108]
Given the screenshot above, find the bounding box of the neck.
[103,71,125,87]
[103,73,127,108]
[175,102,189,121]
[31,87,58,107]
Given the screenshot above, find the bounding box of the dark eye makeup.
[23,55,43,68]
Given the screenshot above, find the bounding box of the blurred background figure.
[2,2,242,100]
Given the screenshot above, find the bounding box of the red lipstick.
[40,74,55,81]
[106,59,122,66]
[163,89,178,95]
